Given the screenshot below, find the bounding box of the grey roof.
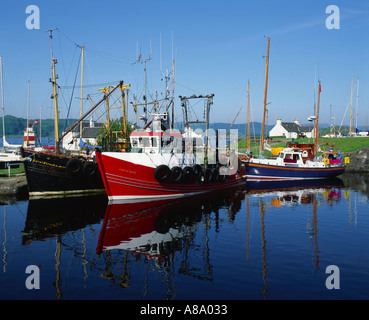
[281,122,301,133]
[300,126,314,132]
[71,121,103,133]
[82,127,101,139]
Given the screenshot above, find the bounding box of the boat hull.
[21,148,106,198]
[95,151,246,203]
[246,161,346,180]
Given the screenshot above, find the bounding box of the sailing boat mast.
[48,29,60,154]
[247,80,250,153]
[356,78,359,132]
[314,81,321,156]
[0,56,5,145]
[26,81,30,146]
[80,45,84,139]
[349,76,353,137]
[260,37,270,153]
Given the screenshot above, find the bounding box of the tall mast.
[171,58,175,130]
[26,81,30,146]
[349,76,353,137]
[48,29,60,154]
[356,78,359,131]
[314,81,321,156]
[0,56,5,141]
[260,37,270,153]
[247,80,250,152]
[80,45,84,139]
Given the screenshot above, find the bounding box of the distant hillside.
[1,115,79,138]
[1,115,275,138]
[2,115,344,139]
[175,121,273,138]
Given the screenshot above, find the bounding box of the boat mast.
[356,78,359,132]
[26,81,30,146]
[260,37,270,153]
[80,45,84,139]
[48,29,60,154]
[0,56,5,144]
[314,81,321,156]
[247,80,250,153]
[349,76,353,137]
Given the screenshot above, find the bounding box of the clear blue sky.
[1,0,369,128]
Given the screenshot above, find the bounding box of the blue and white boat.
[246,143,346,181]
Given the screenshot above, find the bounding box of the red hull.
[96,152,246,203]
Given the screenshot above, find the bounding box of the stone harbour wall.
[345,147,369,173]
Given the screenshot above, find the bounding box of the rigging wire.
[64,50,82,131]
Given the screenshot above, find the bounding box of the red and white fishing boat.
[96,95,246,203]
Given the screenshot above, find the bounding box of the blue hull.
[246,162,346,180]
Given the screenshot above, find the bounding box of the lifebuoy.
[192,164,202,180]
[82,161,97,177]
[182,166,194,182]
[170,166,183,183]
[211,168,219,182]
[324,158,330,166]
[203,168,212,183]
[302,150,308,158]
[66,158,82,176]
[154,165,170,182]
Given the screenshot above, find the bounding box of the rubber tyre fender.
[66,158,82,176]
[154,165,170,182]
[211,168,219,182]
[203,168,212,183]
[170,166,183,183]
[182,166,194,182]
[192,164,202,181]
[82,161,97,177]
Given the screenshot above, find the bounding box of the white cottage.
[269,118,314,139]
[62,116,103,151]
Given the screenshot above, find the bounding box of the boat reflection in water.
[22,195,108,244]
[19,177,349,299]
[97,188,244,260]
[245,177,345,299]
[246,177,345,195]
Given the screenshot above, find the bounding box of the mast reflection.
[246,177,345,299]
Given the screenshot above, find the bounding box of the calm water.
[0,174,369,301]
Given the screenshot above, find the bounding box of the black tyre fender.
[192,164,202,181]
[182,166,194,182]
[170,166,183,183]
[211,168,219,182]
[154,165,170,182]
[66,158,82,176]
[82,161,97,177]
[203,168,212,183]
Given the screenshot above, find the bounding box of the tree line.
[0,115,79,137]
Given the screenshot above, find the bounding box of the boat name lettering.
[119,168,136,175]
[33,159,65,168]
